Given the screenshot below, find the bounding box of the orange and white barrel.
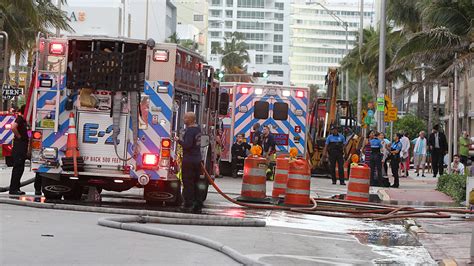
[346,164,370,202]
[285,159,311,206]
[272,157,289,198]
[240,156,268,199]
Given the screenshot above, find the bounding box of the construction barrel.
[285,158,311,206]
[346,164,370,202]
[237,155,271,203]
[272,156,290,199]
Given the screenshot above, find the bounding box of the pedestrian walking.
[459,131,470,165]
[231,134,251,178]
[174,112,203,214]
[369,132,384,186]
[252,123,262,146]
[399,132,410,177]
[428,125,448,177]
[8,105,29,195]
[413,131,428,177]
[324,126,346,185]
[390,133,403,188]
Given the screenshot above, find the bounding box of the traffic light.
[214,69,225,80]
[252,72,268,78]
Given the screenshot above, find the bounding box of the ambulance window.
[254,101,269,119]
[219,93,229,115]
[273,102,288,120]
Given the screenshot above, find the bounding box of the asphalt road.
[0,168,436,265]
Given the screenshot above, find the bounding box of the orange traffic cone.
[66,112,79,157]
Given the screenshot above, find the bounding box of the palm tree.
[212,32,249,75]
[166,32,180,44]
[0,0,72,108]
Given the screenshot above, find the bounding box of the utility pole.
[0,31,8,111]
[145,0,149,39]
[454,53,459,156]
[448,82,453,174]
[357,0,363,124]
[377,0,386,133]
[345,24,349,101]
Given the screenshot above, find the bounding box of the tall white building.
[290,0,375,88]
[207,0,291,85]
[60,0,177,43]
[172,0,209,57]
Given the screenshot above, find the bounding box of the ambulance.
[27,35,220,204]
[217,83,309,176]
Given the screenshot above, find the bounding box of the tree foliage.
[211,32,249,74]
[393,114,426,140]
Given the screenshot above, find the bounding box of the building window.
[274,24,283,32]
[210,31,221,37]
[267,70,283,77]
[273,45,282,53]
[256,55,264,64]
[210,10,221,18]
[237,11,264,19]
[237,0,264,8]
[211,0,221,6]
[273,56,282,64]
[273,34,283,42]
[274,13,283,21]
[225,21,233,29]
[237,21,264,30]
[275,2,284,10]
[211,42,221,54]
[226,10,233,18]
[210,21,222,28]
[226,0,233,7]
[193,14,204,21]
[244,33,264,41]
[247,43,264,51]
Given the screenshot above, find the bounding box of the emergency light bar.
[240,87,249,94]
[49,43,65,55]
[255,88,263,95]
[153,49,169,62]
[296,90,304,98]
[282,90,291,97]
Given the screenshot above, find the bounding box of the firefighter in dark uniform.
[231,134,251,178]
[8,105,29,195]
[324,126,346,185]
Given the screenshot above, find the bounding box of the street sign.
[2,86,22,97]
[386,107,398,121]
[376,96,385,112]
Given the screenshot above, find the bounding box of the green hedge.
[437,174,467,203]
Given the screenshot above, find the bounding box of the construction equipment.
[26,35,220,204]
[307,68,362,176]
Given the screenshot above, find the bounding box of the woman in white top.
[413,131,428,177]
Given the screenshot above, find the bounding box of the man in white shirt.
[413,131,427,177]
[450,154,465,175]
[399,132,411,177]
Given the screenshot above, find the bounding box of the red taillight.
[49,43,65,55]
[153,49,169,62]
[143,153,159,166]
[296,90,304,98]
[240,87,249,94]
[4,123,11,130]
[33,131,42,139]
[161,138,171,149]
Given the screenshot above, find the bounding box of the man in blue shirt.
[324,126,346,185]
[369,132,384,186]
[390,133,403,188]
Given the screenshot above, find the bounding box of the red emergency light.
[240,87,249,94]
[161,138,171,149]
[143,153,159,166]
[4,123,11,130]
[296,90,304,98]
[49,43,65,55]
[33,131,42,139]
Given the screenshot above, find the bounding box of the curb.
[377,189,390,201]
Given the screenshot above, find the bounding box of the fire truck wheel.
[144,180,182,206]
[63,185,84,201]
[41,177,64,200]
[5,156,13,167]
[219,161,232,177]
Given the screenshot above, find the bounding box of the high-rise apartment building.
[172,0,209,57]
[290,0,375,88]
[207,0,291,85]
